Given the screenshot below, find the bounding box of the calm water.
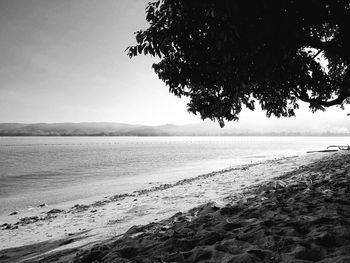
[0,136,348,215]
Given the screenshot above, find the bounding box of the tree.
[126,0,350,127]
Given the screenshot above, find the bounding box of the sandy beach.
[1,151,349,262]
[2,0,349,262]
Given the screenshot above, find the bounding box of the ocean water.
[0,136,348,215]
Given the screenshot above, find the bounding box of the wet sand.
[1,152,349,262]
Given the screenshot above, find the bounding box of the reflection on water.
[0,136,348,215]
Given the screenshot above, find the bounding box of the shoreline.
[0,154,286,219]
[2,135,318,218]
[74,150,350,263]
[1,151,348,262]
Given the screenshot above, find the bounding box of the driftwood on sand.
[327,145,350,151]
[306,150,338,153]
[307,145,350,153]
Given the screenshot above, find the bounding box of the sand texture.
[0,154,320,251]
[0,152,349,262]
[73,152,350,263]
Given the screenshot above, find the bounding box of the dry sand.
[0,151,349,262]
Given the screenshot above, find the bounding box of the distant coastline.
[0,122,349,137]
[1,133,350,137]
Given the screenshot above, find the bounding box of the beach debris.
[47,208,65,214]
[70,204,90,213]
[92,200,108,207]
[1,223,12,229]
[1,223,18,230]
[18,216,41,225]
[109,193,132,202]
[3,210,67,230]
[9,211,18,216]
[39,203,48,207]
[327,145,350,151]
[307,149,338,153]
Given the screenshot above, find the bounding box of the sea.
[0,136,349,216]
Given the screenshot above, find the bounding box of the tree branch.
[294,70,350,107]
[306,37,344,58]
[311,49,322,60]
[299,94,348,107]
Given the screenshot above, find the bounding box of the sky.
[0,0,349,131]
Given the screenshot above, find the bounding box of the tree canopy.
[127,0,350,127]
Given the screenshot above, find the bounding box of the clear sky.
[0,0,349,131]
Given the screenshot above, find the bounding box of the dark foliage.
[127,0,350,126]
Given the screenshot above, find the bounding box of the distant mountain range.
[0,122,349,136]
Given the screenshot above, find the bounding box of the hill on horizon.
[0,122,349,136]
